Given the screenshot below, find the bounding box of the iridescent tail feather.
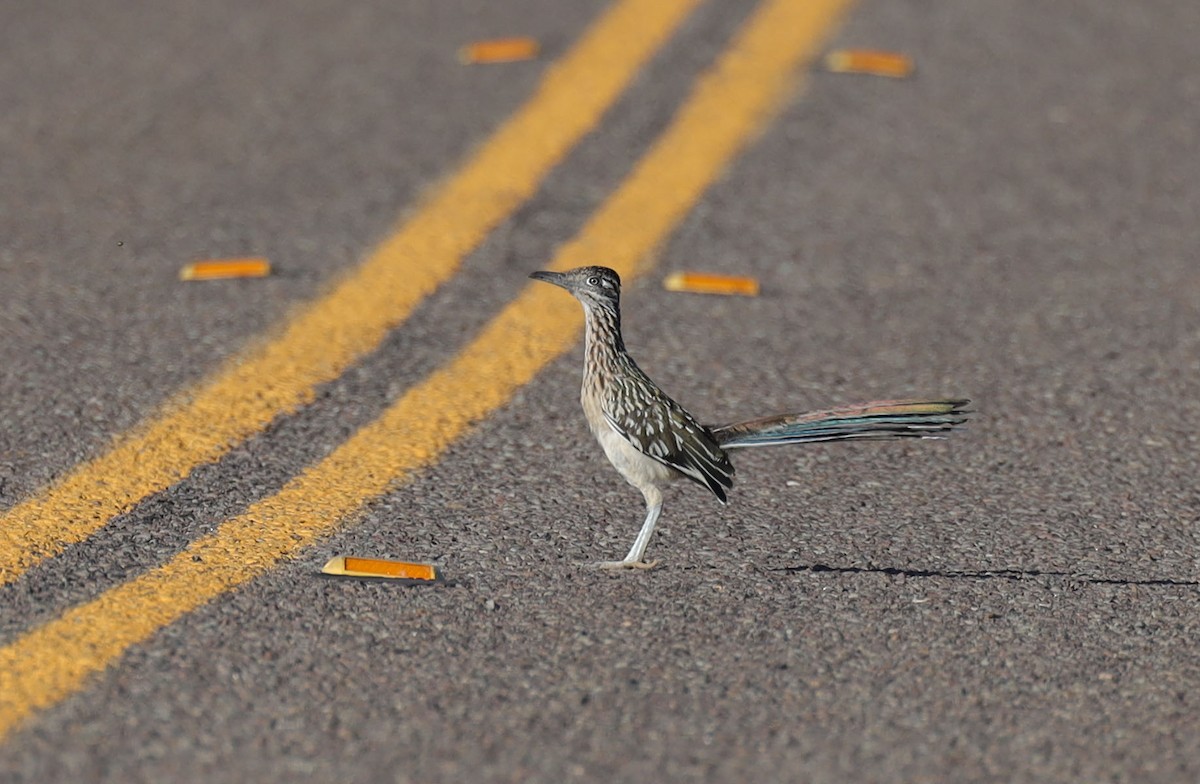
[711,399,970,449]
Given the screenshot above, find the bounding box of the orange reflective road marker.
[179,257,272,281]
[663,271,760,296]
[459,37,541,64]
[321,556,439,581]
[824,48,914,78]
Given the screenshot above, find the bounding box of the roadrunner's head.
[530,266,621,312]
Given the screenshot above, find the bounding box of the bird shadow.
[769,562,1200,588]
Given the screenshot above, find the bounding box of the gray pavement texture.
[2,0,1199,781]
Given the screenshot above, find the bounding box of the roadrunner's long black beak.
[529,270,569,290]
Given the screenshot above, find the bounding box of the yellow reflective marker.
[459,37,540,64]
[0,0,703,587]
[663,271,761,296]
[179,257,272,281]
[321,556,439,581]
[0,0,855,740]
[824,48,914,78]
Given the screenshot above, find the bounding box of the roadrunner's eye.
[588,276,601,286]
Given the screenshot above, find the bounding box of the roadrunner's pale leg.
[529,266,970,569]
[597,486,663,570]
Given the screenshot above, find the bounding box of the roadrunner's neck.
[581,299,627,393]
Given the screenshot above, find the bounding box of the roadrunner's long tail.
[712,399,970,449]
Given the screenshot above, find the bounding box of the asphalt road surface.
[2,0,1199,781]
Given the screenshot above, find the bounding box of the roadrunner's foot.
[593,559,660,570]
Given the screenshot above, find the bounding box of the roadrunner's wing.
[601,371,734,503]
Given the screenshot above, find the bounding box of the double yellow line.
[0,0,703,586]
[0,0,853,739]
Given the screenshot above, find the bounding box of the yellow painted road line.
[0,0,702,586]
[0,0,854,740]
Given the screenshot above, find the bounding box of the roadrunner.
[530,266,969,569]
